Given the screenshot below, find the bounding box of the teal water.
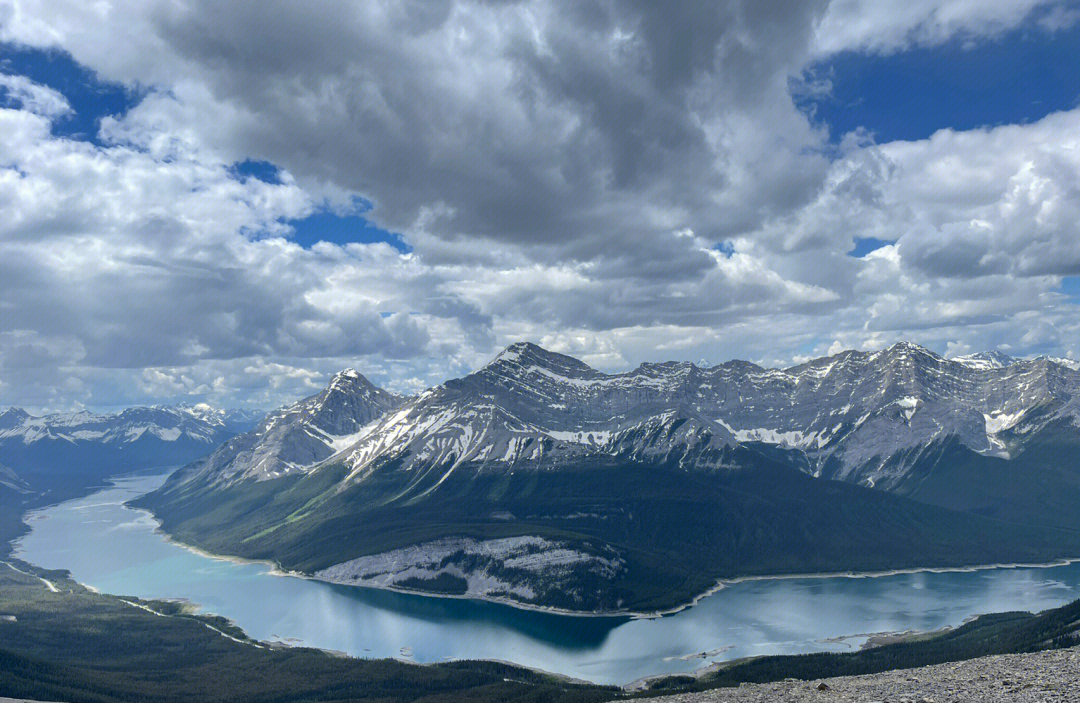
[14,470,1080,685]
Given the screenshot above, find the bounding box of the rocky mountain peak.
[329,367,367,384]
[183,366,405,484]
[880,341,939,362]
[482,342,604,382]
[0,407,30,430]
[1033,355,1080,371]
[304,370,400,436]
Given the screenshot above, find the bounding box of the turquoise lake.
[14,470,1080,685]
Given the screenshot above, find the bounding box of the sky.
[1,0,1080,412]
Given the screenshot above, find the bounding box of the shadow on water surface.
[14,468,1080,685]
[321,579,627,649]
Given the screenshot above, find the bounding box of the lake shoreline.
[7,488,603,687]
[118,469,1080,619]
[140,496,1080,619]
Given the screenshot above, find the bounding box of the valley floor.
[655,645,1080,702]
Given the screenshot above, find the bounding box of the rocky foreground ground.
[655,645,1080,702]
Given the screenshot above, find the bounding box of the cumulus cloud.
[736,108,1080,362]
[0,1,1077,411]
[0,72,70,116]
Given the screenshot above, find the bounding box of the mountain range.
[135,342,1080,613]
[0,405,263,503]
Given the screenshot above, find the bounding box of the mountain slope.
[138,445,1080,613]
[137,342,1080,613]
[169,369,403,488]
[317,342,1080,498]
[0,462,31,495]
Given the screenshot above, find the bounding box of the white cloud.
[0,2,1078,411]
[813,0,1072,56]
[0,72,71,117]
[736,107,1080,362]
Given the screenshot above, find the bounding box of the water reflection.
[14,471,1080,685]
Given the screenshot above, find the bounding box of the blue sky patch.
[0,43,139,144]
[800,22,1080,144]
[715,241,735,258]
[230,160,282,185]
[287,210,411,253]
[1062,276,1080,301]
[848,237,893,258]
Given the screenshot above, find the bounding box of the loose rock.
[653,645,1080,702]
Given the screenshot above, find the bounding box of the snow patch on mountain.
[984,409,1027,435]
[164,341,1080,503]
[731,426,829,449]
[545,429,612,444]
[954,351,1017,370]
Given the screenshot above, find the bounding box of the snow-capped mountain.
[0,407,31,431]
[952,350,1017,370]
[1035,355,1080,371]
[328,343,741,493]
[178,369,403,486]
[139,341,1080,613]
[0,404,264,480]
[271,341,1080,494]
[165,342,1080,494]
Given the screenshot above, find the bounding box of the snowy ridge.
[953,350,1017,370]
[182,368,403,484]
[170,342,1080,496]
[0,404,261,448]
[321,342,1080,494]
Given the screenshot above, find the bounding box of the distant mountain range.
[131,342,1080,613]
[0,405,263,502]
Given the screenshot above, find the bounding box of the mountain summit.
[953,350,1017,370]
[174,369,403,485]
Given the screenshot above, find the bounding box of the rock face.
[316,341,1080,495]
[654,645,1080,702]
[172,369,403,486]
[314,535,625,603]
